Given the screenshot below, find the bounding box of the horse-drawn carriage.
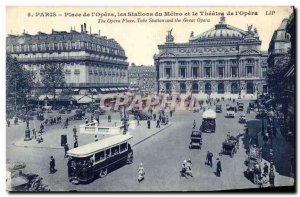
[219,135,241,157]
[189,130,202,149]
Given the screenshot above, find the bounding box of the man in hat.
[147,119,151,129]
[49,156,56,174]
[64,143,69,158]
[263,163,269,176]
[156,119,160,128]
[269,167,275,187]
[74,139,78,148]
[216,158,222,177]
[73,126,77,137]
[193,120,196,129]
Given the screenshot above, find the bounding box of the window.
[218,67,224,78]
[120,143,128,153]
[179,68,186,78]
[95,151,105,162]
[111,146,120,156]
[262,67,267,78]
[205,67,211,78]
[246,66,253,77]
[165,68,171,78]
[231,67,238,77]
[192,67,198,78]
[105,149,111,158]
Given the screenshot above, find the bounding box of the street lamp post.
[122,106,128,134]
[23,102,32,141]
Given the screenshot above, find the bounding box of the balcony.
[15,55,128,65]
[74,69,80,74]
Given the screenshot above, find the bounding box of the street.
[6,99,294,191]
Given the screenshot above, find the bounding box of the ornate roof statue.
[166,28,174,43]
[190,31,194,38]
[219,13,226,24]
[247,24,253,33]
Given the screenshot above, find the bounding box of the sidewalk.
[13,118,174,150]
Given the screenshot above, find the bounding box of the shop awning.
[73,89,80,92]
[91,88,98,93]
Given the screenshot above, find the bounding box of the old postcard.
[6,6,295,192]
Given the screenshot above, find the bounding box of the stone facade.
[6,23,129,90]
[128,65,157,93]
[154,15,268,98]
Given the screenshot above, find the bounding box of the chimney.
[74,26,76,31]
[71,26,72,31]
[90,26,91,34]
[84,23,87,32]
[98,30,100,37]
[81,24,83,33]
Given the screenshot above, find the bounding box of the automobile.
[215,104,222,113]
[67,135,133,184]
[238,103,244,111]
[226,106,236,118]
[200,109,216,133]
[73,109,85,120]
[249,102,255,110]
[239,113,247,123]
[189,130,202,149]
[134,111,152,120]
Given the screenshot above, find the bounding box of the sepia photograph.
[5,6,295,192]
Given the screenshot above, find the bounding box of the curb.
[12,123,174,150]
[132,122,174,148]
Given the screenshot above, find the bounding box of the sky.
[6,6,293,66]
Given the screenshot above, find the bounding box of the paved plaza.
[6,99,294,191]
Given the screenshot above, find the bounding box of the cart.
[189,130,202,149]
[239,113,247,124]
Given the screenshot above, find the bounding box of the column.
[174,60,179,78]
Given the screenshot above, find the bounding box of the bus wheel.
[126,152,133,164]
[99,168,108,178]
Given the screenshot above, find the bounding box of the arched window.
[218,83,225,94]
[165,82,171,93]
[205,83,211,94]
[246,82,254,94]
[192,83,199,93]
[180,83,186,93]
[231,83,239,94]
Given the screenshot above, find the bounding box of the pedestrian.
[263,163,269,176]
[206,151,213,167]
[165,115,169,124]
[40,123,44,133]
[147,119,151,129]
[269,168,275,187]
[153,113,156,121]
[64,143,69,158]
[49,156,56,174]
[253,163,260,184]
[137,116,141,126]
[66,118,69,126]
[7,119,10,127]
[170,110,173,117]
[216,158,222,177]
[193,120,196,129]
[14,117,18,125]
[180,160,188,178]
[32,128,36,139]
[156,119,160,128]
[159,114,162,122]
[94,135,98,142]
[186,159,193,177]
[73,126,77,137]
[108,114,111,123]
[74,139,78,148]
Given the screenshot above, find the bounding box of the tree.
[40,63,65,109]
[6,54,34,110]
